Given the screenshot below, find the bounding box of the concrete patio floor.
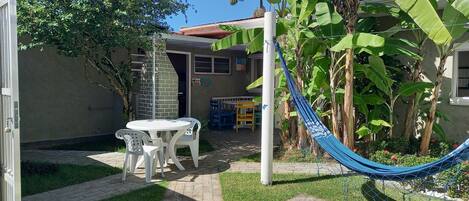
[21,129,343,201]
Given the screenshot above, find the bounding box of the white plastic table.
[126,119,191,171]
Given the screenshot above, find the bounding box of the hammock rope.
[274,41,469,181]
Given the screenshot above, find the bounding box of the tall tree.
[17,0,188,120]
[333,0,360,149]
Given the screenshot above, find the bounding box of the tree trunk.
[296,74,309,150]
[290,114,299,149]
[122,91,135,121]
[342,2,358,149]
[330,76,342,140]
[403,60,423,141]
[280,97,297,150]
[420,55,448,155]
[343,47,355,149]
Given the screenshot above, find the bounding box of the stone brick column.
[136,38,179,119]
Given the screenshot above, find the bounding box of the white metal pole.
[152,35,156,119]
[261,11,276,186]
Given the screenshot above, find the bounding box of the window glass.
[458,51,469,97]
[194,56,212,73]
[214,58,230,74]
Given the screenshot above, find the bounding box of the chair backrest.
[115,129,151,155]
[236,101,255,113]
[177,117,202,141]
[210,100,222,112]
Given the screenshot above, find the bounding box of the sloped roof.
[177,16,264,39]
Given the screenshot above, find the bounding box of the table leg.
[169,130,185,171]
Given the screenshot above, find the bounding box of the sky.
[166,0,270,31]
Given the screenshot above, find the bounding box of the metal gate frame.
[0,0,21,200]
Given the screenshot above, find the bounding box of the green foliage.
[330,33,385,52]
[394,0,452,45]
[452,0,469,19]
[212,28,264,53]
[298,0,317,23]
[368,138,410,154]
[437,163,469,199]
[211,22,288,53]
[18,0,188,54]
[397,82,434,97]
[365,55,393,94]
[246,68,283,90]
[370,150,469,199]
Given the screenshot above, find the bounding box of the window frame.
[450,43,469,106]
[193,54,231,75]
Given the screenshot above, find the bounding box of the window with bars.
[194,55,231,75]
[456,51,469,97]
[451,43,469,105]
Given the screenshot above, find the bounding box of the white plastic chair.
[174,117,201,168]
[115,129,165,183]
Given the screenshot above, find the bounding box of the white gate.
[0,0,21,200]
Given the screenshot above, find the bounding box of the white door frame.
[1,0,21,200]
[166,50,192,116]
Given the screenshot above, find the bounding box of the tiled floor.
[22,129,338,201]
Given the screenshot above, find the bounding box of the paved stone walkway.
[22,129,342,201]
[288,194,325,201]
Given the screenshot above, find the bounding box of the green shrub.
[369,150,397,165]
[436,162,469,199]
[368,138,409,154]
[369,151,468,199]
[368,137,455,157]
[428,139,452,157]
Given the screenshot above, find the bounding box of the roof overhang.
[162,33,246,51]
[178,17,264,38]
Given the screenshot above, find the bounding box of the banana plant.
[213,0,322,150]
[353,54,434,139]
[394,0,469,155]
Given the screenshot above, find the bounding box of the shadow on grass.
[361,180,396,201]
[21,161,121,196]
[102,181,195,201]
[273,174,343,185]
[42,135,215,156]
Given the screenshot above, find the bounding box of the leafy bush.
[369,150,398,165]
[21,161,59,177]
[368,137,456,158]
[436,162,469,199]
[368,138,409,154]
[370,151,468,199]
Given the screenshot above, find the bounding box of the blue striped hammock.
[274,41,469,181]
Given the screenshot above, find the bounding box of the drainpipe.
[152,34,157,119]
[261,11,276,186]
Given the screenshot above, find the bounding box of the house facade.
[19,17,264,144]
[135,17,265,122]
[18,16,468,144]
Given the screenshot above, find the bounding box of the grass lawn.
[22,161,121,196]
[238,148,325,163]
[103,182,168,201]
[220,173,440,201]
[44,136,215,156]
